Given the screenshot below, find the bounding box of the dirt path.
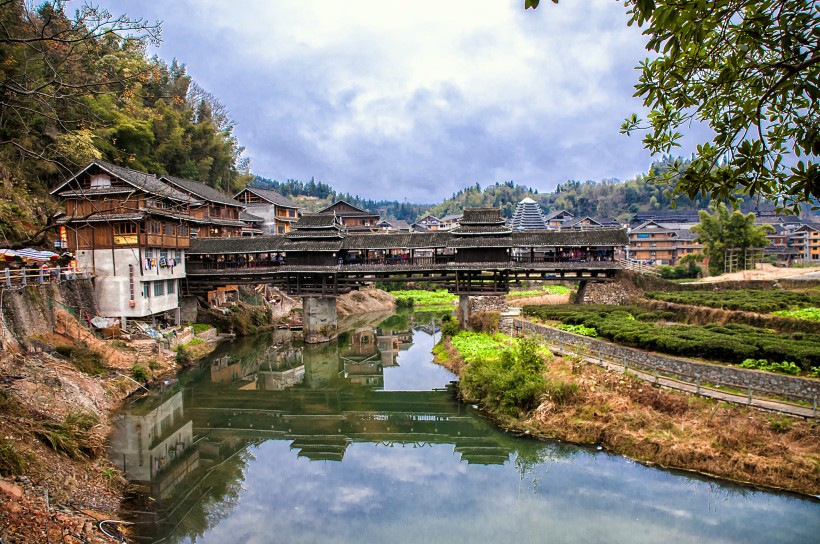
[693,263,820,283]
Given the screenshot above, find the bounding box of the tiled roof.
[161,175,244,207]
[188,220,628,254]
[544,210,573,221]
[239,187,300,208]
[52,160,200,204]
[448,236,512,248]
[284,239,344,252]
[240,211,265,222]
[563,216,602,229]
[57,212,145,224]
[512,229,629,247]
[451,224,512,235]
[318,199,372,215]
[294,213,341,229]
[344,233,411,249]
[189,235,288,255]
[459,208,504,225]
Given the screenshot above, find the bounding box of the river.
[108,311,820,543]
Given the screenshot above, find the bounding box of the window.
[113,223,137,235]
[142,282,150,298]
[277,226,285,234]
[89,174,111,188]
[162,222,171,235]
[167,280,175,294]
[153,281,165,297]
[160,249,168,260]
[288,209,296,217]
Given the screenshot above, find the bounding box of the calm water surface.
[108,312,820,543]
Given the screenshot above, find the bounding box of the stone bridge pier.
[303,297,338,344]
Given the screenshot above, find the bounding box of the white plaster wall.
[77,248,186,318]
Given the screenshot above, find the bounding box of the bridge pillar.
[573,280,588,304]
[303,297,338,344]
[457,295,471,329]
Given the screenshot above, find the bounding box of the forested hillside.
[0,1,250,244]
[253,176,431,221]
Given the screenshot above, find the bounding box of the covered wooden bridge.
[185,208,628,342]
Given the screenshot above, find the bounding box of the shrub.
[441,320,461,337]
[175,345,192,365]
[556,323,598,337]
[769,416,793,433]
[544,380,580,405]
[131,364,150,382]
[459,336,547,416]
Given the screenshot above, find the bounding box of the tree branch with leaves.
[528,0,819,214]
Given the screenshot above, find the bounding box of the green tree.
[528,0,819,213]
[692,202,773,275]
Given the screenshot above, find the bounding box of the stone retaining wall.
[513,319,820,402]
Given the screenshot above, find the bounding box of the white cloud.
[100,0,658,201]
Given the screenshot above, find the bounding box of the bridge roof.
[511,229,628,247]
[188,227,628,255]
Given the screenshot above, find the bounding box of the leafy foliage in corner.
[531,0,819,213]
[0,1,252,242]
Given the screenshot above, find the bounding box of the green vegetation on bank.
[445,332,552,416]
[645,290,820,314]
[391,289,457,308]
[523,304,820,371]
[507,285,570,298]
[772,307,820,321]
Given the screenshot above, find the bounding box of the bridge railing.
[511,255,616,264]
[185,256,625,275]
[2,266,94,290]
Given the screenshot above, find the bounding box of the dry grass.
[440,345,820,496]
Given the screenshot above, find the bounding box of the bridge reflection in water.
[107,313,551,539]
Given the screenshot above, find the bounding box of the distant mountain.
[253,158,782,225]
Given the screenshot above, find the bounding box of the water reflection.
[108,311,820,544]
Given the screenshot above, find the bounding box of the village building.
[317,200,380,231]
[51,160,198,325]
[626,220,703,265]
[239,210,266,236]
[233,187,302,234]
[544,209,574,228]
[789,223,820,262]
[160,175,246,238]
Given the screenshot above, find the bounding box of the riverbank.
[434,334,820,497]
[0,286,397,541]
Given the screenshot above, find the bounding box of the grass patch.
[772,307,820,321]
[53,344,106,376]
[191,323,213,334]
[391,289,457,308]
[508,285,571,298]
[0,438,30,476]
[35,410,102,461]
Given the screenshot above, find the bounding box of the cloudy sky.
[97,1,695,203]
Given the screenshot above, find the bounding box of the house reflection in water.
[108,391,198,500]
